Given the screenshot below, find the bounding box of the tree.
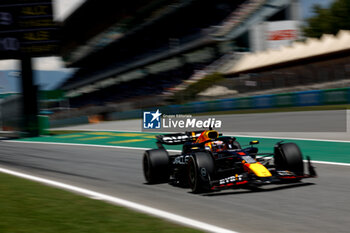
[303,0,350,38]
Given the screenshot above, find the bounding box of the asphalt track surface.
[0,141,349,233]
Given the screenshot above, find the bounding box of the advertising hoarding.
[250,20,301,52]
[0,0,59,59]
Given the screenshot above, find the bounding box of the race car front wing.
[209,157,317,191]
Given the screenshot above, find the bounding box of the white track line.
[5,140,350,166]
[0,166,238,233]
[6,140,152,151]
[4,140,180,153]
[307,160,350,166]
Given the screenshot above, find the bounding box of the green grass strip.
[0,172,202,233]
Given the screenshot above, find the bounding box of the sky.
[54,0,86,21]
[300,0,335,18]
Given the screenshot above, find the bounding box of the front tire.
[274,143,304,176]
[188,152,215,193]
[143,149,169,184]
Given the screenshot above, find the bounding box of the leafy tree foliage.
[304,0,350,38]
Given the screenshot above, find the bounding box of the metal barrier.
[49,116,90,128]
[167,87,349,115]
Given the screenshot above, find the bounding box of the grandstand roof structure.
[226,30,350,75]
[57,0,297,109]
[59,0,295,89]
[61,0,245,66]
[60,0,245,91]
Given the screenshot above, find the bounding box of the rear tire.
[143,149,169,184]
[274,143,304,176]
[188,152,215,193]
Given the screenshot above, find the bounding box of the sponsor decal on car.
[219,174,244,185]
[173,155,190,165]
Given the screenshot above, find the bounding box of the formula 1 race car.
[143,130,317,193]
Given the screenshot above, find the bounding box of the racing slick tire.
[188,152,215,193]
[274,143,304,176]
[143,149,169,184]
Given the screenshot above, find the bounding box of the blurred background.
[1,0,350,134]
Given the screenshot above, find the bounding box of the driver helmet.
[205,140,225,152]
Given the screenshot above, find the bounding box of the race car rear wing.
[156,131,204,146]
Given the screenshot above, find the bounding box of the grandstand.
[57,0,297,119]
[220,30,350,97]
